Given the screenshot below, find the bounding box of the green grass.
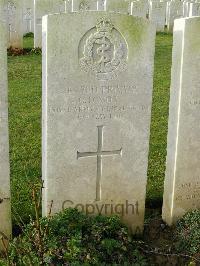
[8,34,173,224]
[8,53,42,223]
[147,33,173,205]
[23,33,34,49]
[23,37,34,49]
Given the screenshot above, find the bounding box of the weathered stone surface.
[23,0,34,34]
[149,1,167,32]
[71,0,98,11]
[0,23,11,250]
[63,0,72,13]
[167,1,183,32]
[34,0,65,48]
[97,0,105,11]
[42,12,155,233]
[189,2,200,17]
[131,0,148,18]
[106,0,130,14]
[0,0,23,48]
[162,17,200,225]
[183,1,190,17]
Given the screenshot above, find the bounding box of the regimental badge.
[79,17,128,81]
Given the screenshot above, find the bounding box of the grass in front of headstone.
[8,34,172,225]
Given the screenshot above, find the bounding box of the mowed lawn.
[8,34,173,224]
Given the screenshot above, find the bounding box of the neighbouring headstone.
[149,1,167,32]
[162,17,200,225]
[42,12,156,233]
[63,0,72,13]
[71,0,98,11]
[0,0,23,48]
[23,0,34,34]
[0,23,12,250]
[131,0,148,18]
[165,1,170,26]
[97,0,105,11]
[167,1,183,32]
[34,0,65,48]
[23,7,33,34]
[106,0,130,14]
[183,1,190,17]
[189,2,200,17]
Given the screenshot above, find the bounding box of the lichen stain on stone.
[109,2,128,10]
[119,16,147,43]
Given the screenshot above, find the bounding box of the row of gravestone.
[1,0,200,49]
[0,0,33,48]
[0,10,200,250]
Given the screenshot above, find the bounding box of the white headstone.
[23,7,32,34]
[131,0,148,18]
[162,17,200,225]
[0,0,23,48]
[34,0,65,48]
[106,0,130,14]
[42,12,156,233]
[165,1,170,26]
[97,0,105,10]
[189,2,200,16]
[62,0,70,13]
[167,1,183,32]
[149,1,167,31]
[23,0,34,34]
[0,23,12,250]
[71,0,98,11]
[183,1,190,17]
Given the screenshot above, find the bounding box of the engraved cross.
[77,125,122,201]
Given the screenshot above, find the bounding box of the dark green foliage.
[23,32,34,38]
[30,48,42,55]
[7,209,147,265]
[175,210,200,256]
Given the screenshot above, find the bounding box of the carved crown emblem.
[96,19,113,33]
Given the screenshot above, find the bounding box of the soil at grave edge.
[142,208,199,266]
